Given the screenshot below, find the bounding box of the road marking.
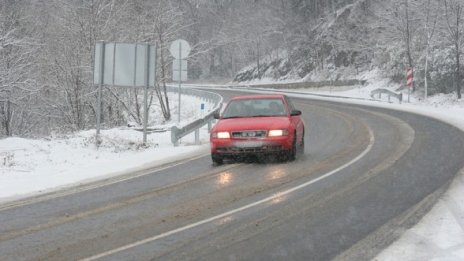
[0,163,244,242]
[81,127,375,261]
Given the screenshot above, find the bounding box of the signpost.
[169,39,191,123]
[93,41,156,146]
[172,59,187,81]
[406,67,413,102]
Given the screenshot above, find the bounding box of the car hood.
[214,116,290,132]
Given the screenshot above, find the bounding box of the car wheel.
[287,135,297,161]
[299,130,305,154]
[212,154,223,165]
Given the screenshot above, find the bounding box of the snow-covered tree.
[420,0,438,99]
[0,1,40,137]
[443,0,463,99]
[39,0,125,131]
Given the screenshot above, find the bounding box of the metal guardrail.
[249,79,366,89]
[370,88,403,103]
[167,86,223,146]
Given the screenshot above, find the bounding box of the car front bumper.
[211,137,292,156]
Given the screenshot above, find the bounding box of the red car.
[210,94,305,164]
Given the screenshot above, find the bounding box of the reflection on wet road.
[216,172,233,187]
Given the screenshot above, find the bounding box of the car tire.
[287,135,297,161]
[212,154,223,165]
[299,130,305,154]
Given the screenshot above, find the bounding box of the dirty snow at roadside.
[0,93,213,201]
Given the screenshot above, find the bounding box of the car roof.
[229,94,287,101]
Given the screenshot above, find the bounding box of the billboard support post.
[96,41,105,147]
[178,41,182,124]
[143,45,149,145]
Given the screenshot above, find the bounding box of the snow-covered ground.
[0,71,463,259]
[0,93,213,202]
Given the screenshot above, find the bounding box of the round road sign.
[170,39,191,59]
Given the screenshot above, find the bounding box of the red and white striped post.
[406,67,413,102]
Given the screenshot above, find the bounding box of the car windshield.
[222,98,287,119]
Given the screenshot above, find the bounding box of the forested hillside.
[234,0,463,101]
[1,0,462,138]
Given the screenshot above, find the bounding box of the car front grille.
[217,145,283,154]
[231,130,267,139]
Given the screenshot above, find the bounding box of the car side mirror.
[291,110,302,116]
[213,112,221,119]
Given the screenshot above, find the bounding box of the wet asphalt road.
[0,89,463,261]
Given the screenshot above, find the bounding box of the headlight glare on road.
[268,129,288,137]
[213,131,230,139]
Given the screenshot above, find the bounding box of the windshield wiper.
[222,116,247,119]
[251,115,276,117]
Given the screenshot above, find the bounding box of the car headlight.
[268,129,288,137]
[213,131,230,139]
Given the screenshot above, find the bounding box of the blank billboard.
[94,42,156,87]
